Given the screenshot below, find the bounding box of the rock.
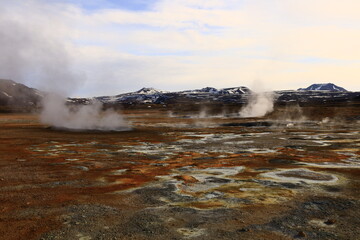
[205,177,231,183]
[324,219,336,225]
[175,175,199,183]
[296,231,306,238]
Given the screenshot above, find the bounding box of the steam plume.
[0,2,129,131]
[41,95,129,131]
[239,81,274,118]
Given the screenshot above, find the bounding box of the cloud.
[1,0,360,97]
[0,0,84,95]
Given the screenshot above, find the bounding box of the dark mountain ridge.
[0,80,359,112]
[298,83,347,92]
[0,79,43,112]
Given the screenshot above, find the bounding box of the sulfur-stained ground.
[0,107,360,240]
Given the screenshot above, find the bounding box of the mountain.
[1,80,359,112]
[68,84,360,107]
[276,84,360,105]
[81,86,252,106]
[298,83,347,92]
[0,79,43,112]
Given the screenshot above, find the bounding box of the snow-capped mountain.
[181,86,250,95]
[91,87,169,105]
[68,84,359,107]
[298,83,347,92]
[276,83,355,104]
[86,86,252,105]
[135,87,167,95]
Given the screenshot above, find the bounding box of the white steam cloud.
[239,81,274,118]
[0,2,129,131]
[41,95,129,131]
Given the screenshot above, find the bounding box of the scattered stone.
[296,231,306,238]
[204,191,224,199]
[175,175,199,183]
[324,219,336,225]
[237,228,251,232]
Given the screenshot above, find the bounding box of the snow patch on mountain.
[181,86,250,95]
[219,87,250,94]
[135,87,167,95]
[2,91,12,98]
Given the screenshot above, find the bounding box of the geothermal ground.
[0,106,360,240]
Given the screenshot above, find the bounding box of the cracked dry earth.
[0,109,360,240]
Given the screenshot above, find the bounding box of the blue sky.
[66,0,159,11]
[0,0,359,96]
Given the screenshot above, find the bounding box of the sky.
[0,0,359,97]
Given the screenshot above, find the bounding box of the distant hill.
[298,83,347,92]
[0,79,43,112]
